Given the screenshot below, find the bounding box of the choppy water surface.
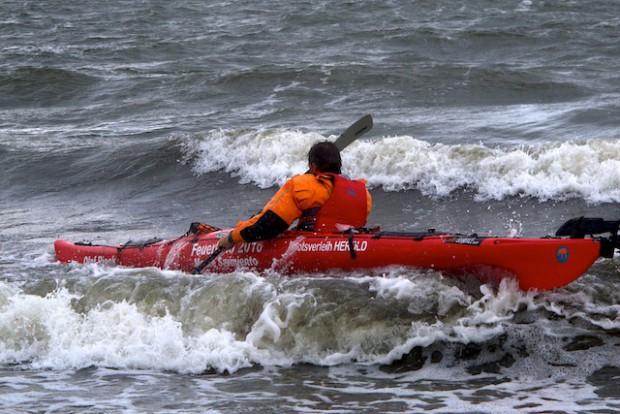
[1,0,620,412]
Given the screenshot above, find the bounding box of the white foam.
[0,269,618,379]
[188,129,321,188]
[0,283,254,373]
[185,130,620,203]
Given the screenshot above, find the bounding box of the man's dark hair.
[308,141,342,174]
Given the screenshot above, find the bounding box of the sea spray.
[186,130,620,203]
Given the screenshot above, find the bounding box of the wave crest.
[185,129,620,203]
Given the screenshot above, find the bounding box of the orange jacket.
[230,173,372,243]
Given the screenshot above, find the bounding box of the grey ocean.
[1,1,620,413]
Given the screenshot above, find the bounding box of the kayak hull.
[54,229,603,291]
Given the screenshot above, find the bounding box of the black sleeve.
[239,210,290,242]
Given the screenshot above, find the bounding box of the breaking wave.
[2,260,619,377]
[186,129,620,203]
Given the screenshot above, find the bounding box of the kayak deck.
[54,224,611,291]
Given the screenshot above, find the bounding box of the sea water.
[1,1,620,412]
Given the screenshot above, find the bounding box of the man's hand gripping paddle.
[191,114,374,275]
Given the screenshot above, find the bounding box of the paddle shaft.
[191,114,373,274]
[191,247,222,274]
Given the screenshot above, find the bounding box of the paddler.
[217,141,372,250]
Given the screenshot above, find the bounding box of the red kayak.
[54,217,619,291]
